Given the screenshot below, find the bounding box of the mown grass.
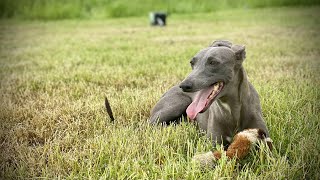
[0,0,319,19]
[0,6,319,179]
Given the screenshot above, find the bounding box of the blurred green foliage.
[0,0,319,20]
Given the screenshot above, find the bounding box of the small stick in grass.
[105,97,114,122]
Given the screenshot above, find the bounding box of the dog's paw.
[264,137,273,150]
[237,129,273,149]
[236,128,262,144]
[191,151,217,168]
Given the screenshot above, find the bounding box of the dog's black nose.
[179,81,193,92]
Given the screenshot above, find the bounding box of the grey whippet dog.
[149,40,271,163]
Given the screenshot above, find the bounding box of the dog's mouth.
[186,82,224,120]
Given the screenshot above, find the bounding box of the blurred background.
[0,0,319,20]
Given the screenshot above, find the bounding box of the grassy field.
[0,6,319,179]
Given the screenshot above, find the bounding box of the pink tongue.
[186,87,214,120]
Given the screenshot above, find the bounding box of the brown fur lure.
[214,129,272,160]
[192,128,273,167]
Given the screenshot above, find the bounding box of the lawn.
[0,6,319,179]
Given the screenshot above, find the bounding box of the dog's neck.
[217,66,248,132]
[219,66,248,108]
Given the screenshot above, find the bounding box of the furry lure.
[192,128,273,167]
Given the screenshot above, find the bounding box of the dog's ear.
[210,40,232,48]
[231,44,246,61]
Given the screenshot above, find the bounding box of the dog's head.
[180,40,246,119]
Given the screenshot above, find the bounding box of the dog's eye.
[210,61,218,65]
[208,57,220,66]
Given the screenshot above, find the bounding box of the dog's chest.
[196,100,234,131]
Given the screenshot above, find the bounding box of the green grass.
[0,0,319,19]
[0,6,320,179]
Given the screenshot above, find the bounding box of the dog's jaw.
[202,82,224,112]
[186,82,224,120]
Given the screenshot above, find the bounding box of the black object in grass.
[105,97,114,122]
[149,12,167,26]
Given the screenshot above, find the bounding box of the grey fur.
[149,40,269,146]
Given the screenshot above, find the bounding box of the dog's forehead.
[195,47,235,60]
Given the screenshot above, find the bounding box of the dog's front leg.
[149,85,192,125]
